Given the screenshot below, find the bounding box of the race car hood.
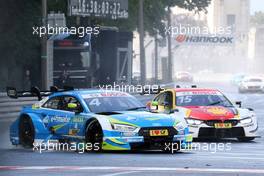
[106,111,177,128]
[185,106,238,121]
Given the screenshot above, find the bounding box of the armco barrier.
[0,93,37,119]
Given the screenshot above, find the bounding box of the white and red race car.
[147,88,259,141]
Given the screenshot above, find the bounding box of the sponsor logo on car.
[206,107,229,115]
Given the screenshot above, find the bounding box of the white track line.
[197,156,264,161]
[101,171,140,176]
[197,152,264,157]
[1,166,264,174]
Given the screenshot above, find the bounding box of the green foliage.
[251,11,264,26]
[48,0,211,35]
[0,0,211,90]
[0,0,42,89]
[1,0,41,63]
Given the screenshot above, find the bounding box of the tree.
[251,11,264,26]
[0,0,42,90]
[48,0,212,36]
[0,0,212,90]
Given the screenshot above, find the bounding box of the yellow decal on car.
[51,124,65,132]
[234,112,240,119]
[102,141,129,150]
[207,107,228,115]
[185,109,192,118]
[72,116,84,123]
[32,104,40,109]
[185,134,193,142]
[69,129,79,135]
[109,117,139,127]
[108,138,126,145]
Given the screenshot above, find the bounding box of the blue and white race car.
[7,86,192,152]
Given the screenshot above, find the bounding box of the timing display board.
[68,0,128,19]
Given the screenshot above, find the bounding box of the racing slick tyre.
[19,116,35,148]
[237,137,255,142]
[85,119,103,152]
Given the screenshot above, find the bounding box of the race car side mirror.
[235,101,242,108]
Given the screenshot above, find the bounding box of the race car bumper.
[102,134,193,150]
[188,122,258,139]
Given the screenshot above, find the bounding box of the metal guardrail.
[0,93,37,119]
[0,92,7,97]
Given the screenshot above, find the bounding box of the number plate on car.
[214,123,232,128]
[149,129,169,136]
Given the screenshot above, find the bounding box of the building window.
[227,14,236,32]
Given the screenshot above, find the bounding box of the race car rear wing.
[6,86,74,100]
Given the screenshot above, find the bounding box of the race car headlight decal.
[112,124,137,132]
[121,132,137,137]
[186,118,203,125]
[240,117,253,124]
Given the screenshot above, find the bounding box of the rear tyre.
[237,137,255,142]
[85,120,103,152]
[19,116,35,148]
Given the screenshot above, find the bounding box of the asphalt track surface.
[0,81,264,176]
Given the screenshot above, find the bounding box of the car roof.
[50,89,130,97]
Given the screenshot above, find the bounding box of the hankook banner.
[174,34,235,45]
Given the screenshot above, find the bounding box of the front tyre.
[19,116,35,148]
[85,120,103,151]
[237,137,255,142]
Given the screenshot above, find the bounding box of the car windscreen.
[246,79,263,82]
[85,96,144,113]
[176,92,233,107]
